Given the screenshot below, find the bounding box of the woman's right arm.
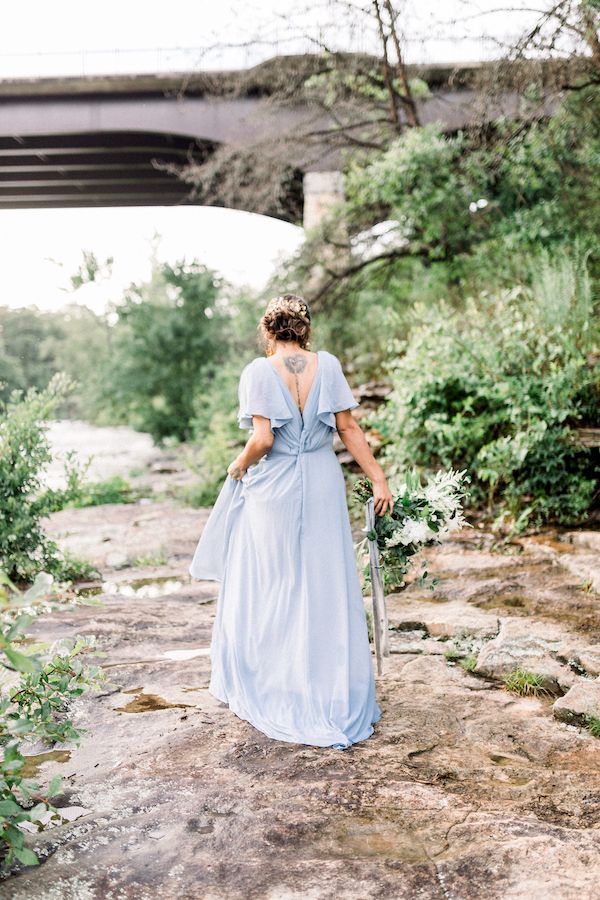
[335,410,394,516]
[227,416,274,479]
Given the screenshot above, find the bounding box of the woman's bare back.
[266,350,319,414]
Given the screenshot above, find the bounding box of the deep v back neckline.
[266,351,321,420]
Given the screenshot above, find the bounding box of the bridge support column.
[302,171,345,230]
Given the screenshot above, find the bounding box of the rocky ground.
[42,421,158,491]
[1,486,598,900]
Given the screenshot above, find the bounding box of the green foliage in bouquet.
[354,468,470,591]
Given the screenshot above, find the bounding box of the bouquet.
[353,468,471,592]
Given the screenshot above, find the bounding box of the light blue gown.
[189,349,381,748]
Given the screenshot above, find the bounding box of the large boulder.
[556,641,600,677]
[553,681,600,726]
[474,618,578,693]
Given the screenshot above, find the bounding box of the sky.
[0,1,537,313]
[0,1,534,76]
[0,208,303,313]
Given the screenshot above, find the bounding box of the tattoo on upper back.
[283,354,308,374]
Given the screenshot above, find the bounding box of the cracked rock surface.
[2,503,600,900]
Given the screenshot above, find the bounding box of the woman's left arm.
[335,410,394,516]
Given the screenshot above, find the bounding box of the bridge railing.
[0,34,496,81]
[0,47,221,79]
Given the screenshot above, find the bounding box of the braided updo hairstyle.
[259,294,312,352]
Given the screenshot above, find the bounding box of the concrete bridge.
[0,58,522,227]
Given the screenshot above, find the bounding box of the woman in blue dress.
[189,294,394,749]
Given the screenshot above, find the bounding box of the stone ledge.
[553,681,600,726]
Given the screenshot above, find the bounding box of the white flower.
[383,468,470,551]
[396,518,436,546]
[469,198,488,213]
[390,479,407,496]
[437,516,464,540]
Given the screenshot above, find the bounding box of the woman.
[189,294,394,749]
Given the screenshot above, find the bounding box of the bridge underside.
[0,131,218,209]
[0,66,539,223]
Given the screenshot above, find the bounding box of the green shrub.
[0,376,95,583]
[0,571,105,867]
[376,254,599,530]
[64,474,139,508]
[276,87,600,375]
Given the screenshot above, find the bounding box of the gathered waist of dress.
[267,440,335,458]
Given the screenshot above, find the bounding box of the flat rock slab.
[519,533,600,593]
[46,501,208,572]
[2,509,599,898]
[563,531,600,553]
[387,595,500,639]
[556,641,600,677]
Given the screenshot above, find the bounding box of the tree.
[97,261,231,442]
[0,308,64,400]
[173,2,424,219]
[510,0,600,92]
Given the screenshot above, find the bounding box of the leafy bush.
[375,254,599,530]
[60,474,139,509]
[0,376,95,583]
[274,87,600,375]
[0,571,104,867]
[344,89,600,275]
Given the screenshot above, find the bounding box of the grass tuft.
[460,655,478,672]
[584,714,600,738]
[502,667,550,697]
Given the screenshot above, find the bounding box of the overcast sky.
[0,1,536,313]
[1,1,534,76]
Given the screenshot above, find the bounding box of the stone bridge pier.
[302,171,345,230]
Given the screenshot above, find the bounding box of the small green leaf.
[3,647,40,673]
[26,802,49,822]
[46,774,62,798]
[14,846,40,866]
[0,798,22,816]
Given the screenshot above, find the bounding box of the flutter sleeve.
[316,351,359,429]
[237,359,294,431]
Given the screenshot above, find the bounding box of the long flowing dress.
[189,349,381,749]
